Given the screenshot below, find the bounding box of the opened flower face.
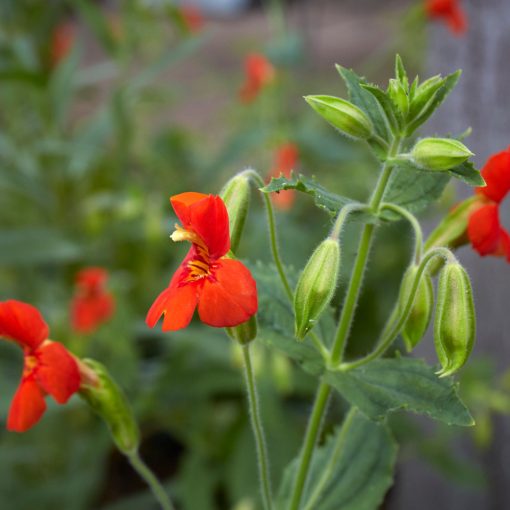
[71,267,115,334]
[146,193,258,331]
[269,143,299,210]
[468,148,510,262]
[425,0,467,35]
[0,300,81,432]
[239,53,275,103]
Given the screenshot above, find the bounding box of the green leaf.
[324,357,474,426]
[261,173,365,220]
[361,84,399,134]
[335,65,391,143]
[276,410,397,510]
[383,164,450,216]
[395,54,409,91]
[248,261,325,376]
[406,71,461,135]
[448,161,485,187]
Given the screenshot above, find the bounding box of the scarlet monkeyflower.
[181,5,204,33]
[50,21,75,68]
[468,148,510,262]
[239,53,275,103]
[268,143,299,210]
[425,0,467,35]
[0,300,81,432]
[71,267,115,334]
[146,193,258,331]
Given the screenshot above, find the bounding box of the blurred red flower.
[425,0,467,35]
[50,21,75,68]
[146,193,258,331]
[71,267,115,334]
[0,300,81,432]
[239,53,275,103]
[268,143,299,210]
[468,148,510,262]
[181,5,204,33]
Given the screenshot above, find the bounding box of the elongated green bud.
[388,79,409,116]
[398,265,434,351]
[434,263,476,377]
[79,359,140,454]
[294,238,340,339]
[220,173,251,253]
[226,315,257,345]
[304,95,373,140]
[411,137,473,171]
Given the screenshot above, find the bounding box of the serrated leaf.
[448,161,485,186]
[383,165,450,216]
[335,65,391,144]
[406,71,461,135]
[324,357,474,426]
[395,54,408,91]
[361,84,399,134]
[276,410,397,510]
[248,261,325,376]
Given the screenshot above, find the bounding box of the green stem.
[245,169,293,301]
[287,382,332,510]
[339,246,456,371]
[381,202,423,263]
[288,138,402,510]
[329,203,368,241]
[242,343,273,510]
[302,408,357,510]
[128,451,175,510]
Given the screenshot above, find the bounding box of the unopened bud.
[412,138,473,171]
[294,238,340,339]
[434,263,476,377]
[304,95,373,140]
[226,315,257,345]
[220,173,251,253]
[398,265,434,351]
[388,79,409,116]
[79,359,140,454]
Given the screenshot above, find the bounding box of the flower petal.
[497,229,510,263]
[146,264,200,332]
[76,267,108,289]
[171,192,209,226]
[71,293,115,333]
[198,259,258,327]
[0,300,49,350]
[35,341,81,404]
[468,203,501,256]
[7,376,47,432]
[478,149,510,203]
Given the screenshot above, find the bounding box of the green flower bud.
[411,137,474,171]
[408,75,443,117]
[294,238,340,340]
[220,173,251,253]
[398,265,434,351]
[226,315,258,345]
[434,263,476,377]
[388,78,409,116]
[304,95,373,140]
[79,359,140,454]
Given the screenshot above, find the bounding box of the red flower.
[467,148,510,262]
[50,21,75,68]
[0,300,81,432]
[71,267,115,334]
[425,0,467,35]
[239,53,275,103]
[181,5,204,33]
[146,193,258,331]
[268,143,299,210]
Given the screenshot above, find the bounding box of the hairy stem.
[242,343,273,510]
[128,451,175,510]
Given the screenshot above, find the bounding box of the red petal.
[71,292,115,333]
[7,376,46,432]
[198,259,258,327]
[146,260,200,331]
[468,203,501,256]
[172,194,230,259]
[478,149,510,203]
[170,192,209,226]
[35,341,81,403]
[76,267,108,289]
[0,300,49,350]
[447,6,467,34]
